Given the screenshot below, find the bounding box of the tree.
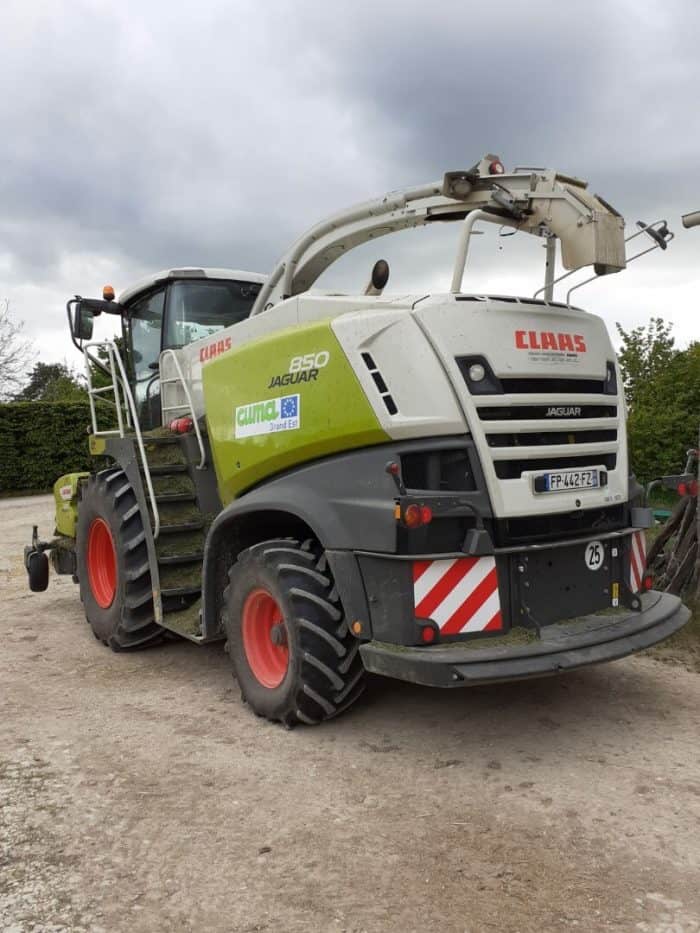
[12,361,87,403]
[0,300,35,401]
[625,340,700,482]
[616,317,676,410]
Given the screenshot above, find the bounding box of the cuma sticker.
[235,394,300,439]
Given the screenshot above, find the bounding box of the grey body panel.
[200,436,492,639]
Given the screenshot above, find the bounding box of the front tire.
[76,469,163,650]
[224,539,366,726]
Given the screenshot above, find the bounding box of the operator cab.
[71,268,265,429]
[122,269,265,427]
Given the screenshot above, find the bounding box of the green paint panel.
[53,472,89,538]
[202,321,388,502]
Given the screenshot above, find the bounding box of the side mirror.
[73,302,95,341]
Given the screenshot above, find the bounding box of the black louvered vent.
[361,352,398,415]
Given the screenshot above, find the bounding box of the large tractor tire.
[76,468,163,650]
[224,538,366,726]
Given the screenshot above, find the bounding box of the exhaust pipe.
[682,210,700,229]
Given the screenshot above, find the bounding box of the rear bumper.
[358,590,690,687]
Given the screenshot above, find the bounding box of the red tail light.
[404,504,423,528]
[402,503,433,529]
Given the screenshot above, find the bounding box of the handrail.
[159,348,207,469]
[533,218,673,303]
[450,210,519,293]
[83,342,129,436]
[83,340,160,540]
[565,220,673,307]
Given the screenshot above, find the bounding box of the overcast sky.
[2,0,699,375]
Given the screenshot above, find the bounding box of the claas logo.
[515,330,586,352]
[200,336,232,363]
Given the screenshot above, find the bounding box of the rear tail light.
[642,573,654,591]
[401,503,433,529]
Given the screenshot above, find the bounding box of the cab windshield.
[164,279,261,349]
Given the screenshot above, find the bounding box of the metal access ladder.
[82,340,162,539]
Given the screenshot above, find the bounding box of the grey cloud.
[1,0,699,364]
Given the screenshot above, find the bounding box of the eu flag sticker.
[280,395,299,419]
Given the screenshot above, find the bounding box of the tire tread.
[225,537,366,726]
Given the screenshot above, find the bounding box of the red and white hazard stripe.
[629,530,646,594]
[413,557,502,635]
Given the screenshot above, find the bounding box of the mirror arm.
[80,298,126,316]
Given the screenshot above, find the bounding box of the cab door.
[127,287,166,429]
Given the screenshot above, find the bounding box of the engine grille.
[466,369,620,480]
[493,504,626,545]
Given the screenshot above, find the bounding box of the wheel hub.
[270,623,287,647]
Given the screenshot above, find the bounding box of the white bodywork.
[162,291,626,520]
[158,156,634,522]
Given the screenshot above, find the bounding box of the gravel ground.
[2,495,700,933]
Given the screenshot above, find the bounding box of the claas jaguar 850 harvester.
[24,154,690,725]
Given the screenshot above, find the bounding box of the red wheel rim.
[87,517,117,609]
[241,589,289,688]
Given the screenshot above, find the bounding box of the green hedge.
[0,402,96,493]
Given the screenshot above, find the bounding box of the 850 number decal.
[289,351,330,373]
[268,350,331,388]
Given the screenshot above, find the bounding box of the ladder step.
[151,474,196,497]
[156,530,205,561]
[158,552,204,566]
[159,562,202,591]
[162,584,202,598]
[148,463,189,475]
[158,520,205,534]
[142,434,182,446]
[151,502,204,525]
[160,598,203,641]
[144,450,188,468]
[155,492,196,504]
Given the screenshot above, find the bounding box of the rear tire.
[224,538,366,726]
[76,468,163,650]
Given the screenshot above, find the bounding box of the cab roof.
[118,267,267,305]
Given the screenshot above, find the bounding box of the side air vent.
[361,352,398,415]
[401,447,476,492]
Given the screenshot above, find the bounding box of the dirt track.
[2,495,700,933]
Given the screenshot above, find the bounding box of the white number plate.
[541,468,600,492]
